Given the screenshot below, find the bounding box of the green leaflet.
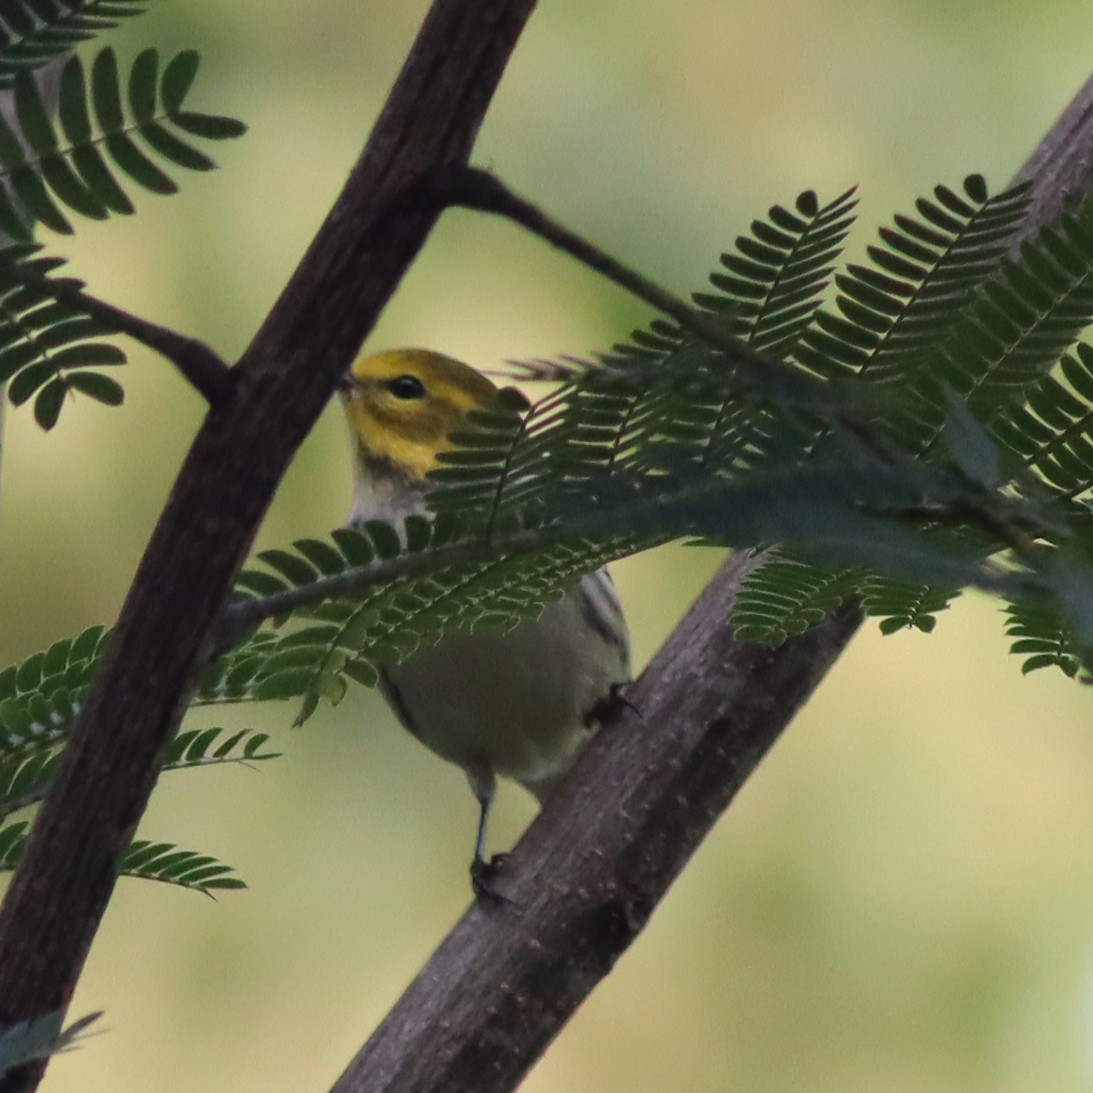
[208,516,638,725]
[0,44,243,430]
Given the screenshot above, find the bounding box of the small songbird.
[338,348,631,887]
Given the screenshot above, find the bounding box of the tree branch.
[444,166,842,409]
[0,2,538,1090]
[330,555,861,1093]
[449,167,742,346]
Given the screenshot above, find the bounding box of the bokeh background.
[1,1,1092,1090]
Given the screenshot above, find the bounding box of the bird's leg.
[465,766,513,902]
[471,780,493,870]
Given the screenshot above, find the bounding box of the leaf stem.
[439,166,842,408]
[214,477,1039,652]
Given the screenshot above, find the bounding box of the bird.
[338,348,631,890]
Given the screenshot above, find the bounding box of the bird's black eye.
[388,374,426,400]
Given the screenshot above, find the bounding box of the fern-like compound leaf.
[119,840,245,892]
[0,820,245,893]
[0,246,126,428]
[0,1008,101,1080]
[0,625,107,762]
[0,47,244,240]
[206,516,641,725]
[0,723,279,821]
[859,572,957,634]
[162,727,281,769]
[992,341,1093,502]
[0,748,59,820]
[700,186,859,357]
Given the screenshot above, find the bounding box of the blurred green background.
[1,1,1092,1090]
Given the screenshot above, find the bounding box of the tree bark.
[0,2,536,1090]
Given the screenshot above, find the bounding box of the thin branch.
[450,167,727,338]
[443,166,848,410]
[10,271,234,406]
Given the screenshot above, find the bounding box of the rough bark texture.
[0,3,536,1089]
[1013,72,1093,237]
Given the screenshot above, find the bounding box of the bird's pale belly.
[381,586,626,798]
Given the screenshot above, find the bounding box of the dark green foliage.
[0,749,59,818]
[0,631,261,890]
[0,819,28,869]
[0,1,152,88]
[0,247,126,427]
[0,633,266,896]
[430,387,533,525]
[0,628,278,846]
[0,6,261,899]
[119,840,245,892]
[163,726,280,769]
[0,48,245,241]
[0,38,244,429]
[9,173,1093,911]
[800,180,1030,385]
[1004,598,1085,676]
[860,573,955,634]
[730,551,862,645]
[701,179,1093,665]
[219,171,1093,693]
[699,186,859,357]
[993,341,1093,500]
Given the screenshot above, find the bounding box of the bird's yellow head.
[339,348,499,523]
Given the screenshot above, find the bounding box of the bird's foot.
[585,680,641,728]
[471,852,516,905]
